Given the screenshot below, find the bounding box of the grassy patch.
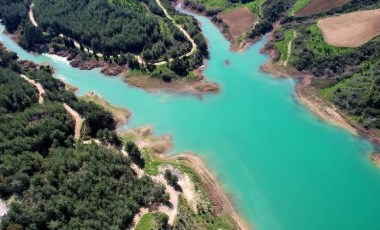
[173,197,234,229]
[288,0,310,16]
[244,0,264,17]
[275,29,294,61]
[194,0,227,9]
[307,24,354,57]
[135,212,168,230]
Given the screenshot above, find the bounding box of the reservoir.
[1,11,380,230]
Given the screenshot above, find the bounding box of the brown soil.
[295,0,351,16]
[179,2,255,52]
[219,7,255,38]
[317,9,380,47]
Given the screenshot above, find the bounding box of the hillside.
[267,0,380,141]
[0,46,170,229]
[0,0,210,85]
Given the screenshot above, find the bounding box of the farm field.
[219,7,255,38]
[317,9,380,47]
[295,0,350,16]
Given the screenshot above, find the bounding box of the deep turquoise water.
[1,11,380,229]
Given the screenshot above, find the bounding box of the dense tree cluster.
[0,0,29,33]
[125,141,145,168]
[0,48,168,229]
[248,0,293,39]
[32,0,191,62]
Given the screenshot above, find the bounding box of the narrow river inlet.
[1,9,380,230]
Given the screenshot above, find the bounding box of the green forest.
[0,47,169,229]
[0,0,210,82]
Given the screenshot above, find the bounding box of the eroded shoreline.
[259,36,380,148]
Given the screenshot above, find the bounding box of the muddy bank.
[55,50,125,76]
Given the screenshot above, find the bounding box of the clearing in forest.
[220,7,255,38]
[317,9,380,48]
[295,0,350,16]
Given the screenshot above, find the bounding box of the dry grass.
[220,7,255,38]
[295,0,350,16]
[317,9,380,47]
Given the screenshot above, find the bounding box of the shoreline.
[260,34,380,146]
[122,66,220,97]
[12,5,221,97]
[119,125,251,230]
[172,152,251,230]
[118,124,250,229]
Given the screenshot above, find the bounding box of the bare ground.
[63,103,84,140]
[317,9,380,47]
[20,74,45,104]
[295,0,351,16]
[28,3,38,27]
[220,7,255,38]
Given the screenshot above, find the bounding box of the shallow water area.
[1,10,380,230]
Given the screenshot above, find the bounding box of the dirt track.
[295,0,350,16]
[154,0,197,65]
[28,3,38,27]
[20,74,45,104]
[317,9,380,47]
[63,103,84,140]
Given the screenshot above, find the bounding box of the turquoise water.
[1,11,380,229]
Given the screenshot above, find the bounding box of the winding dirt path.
[153,0,197,65]
[28,3,38,27]
[20,74,83,140]
[28,2,197,66]
[20,74,45,104]
[63,103,84,140]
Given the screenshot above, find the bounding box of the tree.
[125,141,145,168]
[164,170,181,191]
